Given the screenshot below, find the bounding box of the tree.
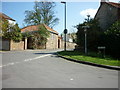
[0,18,22,41]
[29,25,50,49]
[76,19,101,51]
[0,18,9,35]
[103,20,120,58]
[3,23,22,42]
[24,1,59,28]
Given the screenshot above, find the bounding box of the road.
[0,49,119,88]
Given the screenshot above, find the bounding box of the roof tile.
[21,24,58,35]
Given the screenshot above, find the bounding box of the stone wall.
[46,33,58,49]
[60,40,76,49]
[10,40,25,50]
[0,36,76,51]
[0,37,25,51]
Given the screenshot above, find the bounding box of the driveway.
[0,49,118,88]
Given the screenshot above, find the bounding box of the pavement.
[0,49,119,88]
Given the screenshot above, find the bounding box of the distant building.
[61,33,76,43]
[94,0,120,31]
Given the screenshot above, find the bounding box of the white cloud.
[80,8,98,18]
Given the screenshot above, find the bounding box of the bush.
[103,20,120,58]
[3,24,22,42]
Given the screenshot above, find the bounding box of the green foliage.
[1,18,22,42]
[3,24,22,42]
[76,19,101,51]
[29,25,50,49]
[24,1,59,28]
[0,18,9,35]
[105,20,120,36]
[38,25,50,39]
[22,31,32,38]
[101,20,120,58]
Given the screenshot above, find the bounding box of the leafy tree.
[3,23,22,42]
[0,18,9,35]
[0,18,22,42]
[105,20,120,36]
[22,31,32,38]
[29,25,50,49]
[24,1,59,28]
[103,20,120,58]
[76,19,101,51]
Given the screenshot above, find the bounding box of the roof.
[21,24,58,35]
[107,2,120,8]
[43,24,58,34]
[0,12,15,21]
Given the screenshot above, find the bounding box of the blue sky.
[2,0,118,34]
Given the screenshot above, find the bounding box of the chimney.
[100,0,107,4]
[101,0,109,3]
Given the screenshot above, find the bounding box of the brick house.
[94,0,120,31]
[21,24,59,49]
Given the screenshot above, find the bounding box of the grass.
[58,51,120,66]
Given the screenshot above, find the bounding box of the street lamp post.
[82,15,90,55]
[61,1,67,51]
[87,14,90,22]
[82,26,89,55]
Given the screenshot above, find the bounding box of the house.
[21,24,59,49]
[0,13,25,51]
[94,0,120,31]
[0,12,16,33]
[0,12,16,26]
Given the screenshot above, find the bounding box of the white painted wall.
[8,20,16,25]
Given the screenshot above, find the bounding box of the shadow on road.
[51,54,61,58]
[34,52,55,54]
[34,52,61,59]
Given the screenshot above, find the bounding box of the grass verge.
[57,51,120,66]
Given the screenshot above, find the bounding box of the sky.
[1,0,119,35]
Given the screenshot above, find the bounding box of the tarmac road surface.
[0,49,119,88]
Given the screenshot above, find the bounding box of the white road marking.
[0,54,51,68]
